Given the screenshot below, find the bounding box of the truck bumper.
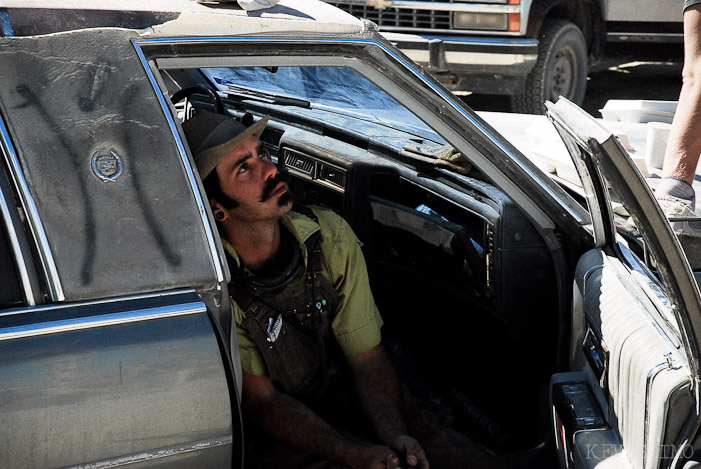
[382,32,538,94]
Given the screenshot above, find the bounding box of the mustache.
[259,173,290,202]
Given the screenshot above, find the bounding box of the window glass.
[204,66,446,143]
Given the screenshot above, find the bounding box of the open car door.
[546,98,701,469]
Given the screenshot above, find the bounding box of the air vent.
[282,147,347,193]
[318,163,347,191]
[283,149,314,179]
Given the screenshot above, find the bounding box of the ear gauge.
[215,211,225,220]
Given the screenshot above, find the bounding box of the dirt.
[460,60,684,117]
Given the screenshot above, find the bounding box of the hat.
[182,110,269,179]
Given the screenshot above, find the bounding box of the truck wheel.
[511,19,588,114]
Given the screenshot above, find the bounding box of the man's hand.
[348,345,430,468]
[391,434,429,468]
[347,445,402,469]
[347,437,428,469]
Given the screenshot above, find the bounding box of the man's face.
[213,135,292,223]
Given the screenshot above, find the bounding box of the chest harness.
[227,209,341,397]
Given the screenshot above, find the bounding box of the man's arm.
[663,4,701,183]
[348,344,429,469]
[242,370,406,469]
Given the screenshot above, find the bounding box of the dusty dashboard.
[173,60,556,351]
[257,118,556,342]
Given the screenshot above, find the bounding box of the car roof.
[0,0,366,37]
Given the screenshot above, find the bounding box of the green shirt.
[225,207,383,376]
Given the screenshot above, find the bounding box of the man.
[658,1,701,215]
[183,110,502,469]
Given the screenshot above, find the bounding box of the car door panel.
[556,247,692,468]
[0,290,237,468]
[547,99,701,468]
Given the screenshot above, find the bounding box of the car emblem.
[91,150,123,182]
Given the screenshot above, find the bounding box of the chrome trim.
[68,435,233,469]
[130,40,224,284]
[644,361,673,466]
[607,32,684,43]
[137,36,583,226]
[618,240,682,347]
[352,0,520,13]
[0,288,199,317]
[385,34,539,47]
[581,263,602,288]
[0,113,64,301]
[0,198,35,305]
[0,300,206,341]
[0,152,36,305]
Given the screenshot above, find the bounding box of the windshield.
[203,66,444,142]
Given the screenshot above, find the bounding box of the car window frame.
[0,113,61,303]
[136,34,590,245]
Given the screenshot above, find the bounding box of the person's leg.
[401,387,505,469]
[245,425,346,469]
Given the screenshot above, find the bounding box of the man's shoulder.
[288,205,347,234]
[308,206,354,241]
[287,206,358,253]
[308,205,344,224]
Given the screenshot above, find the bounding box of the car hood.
[0,0,365,37]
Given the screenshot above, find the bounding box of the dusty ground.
[460,60,684,117]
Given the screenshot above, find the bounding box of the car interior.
[161,64,565,461]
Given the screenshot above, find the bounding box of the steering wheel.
[171,85,225,115]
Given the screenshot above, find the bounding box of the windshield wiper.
[225,85,311,108]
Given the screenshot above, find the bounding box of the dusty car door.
[546,99,701,469]
[0,29,241,468]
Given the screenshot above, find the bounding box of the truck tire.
[511,19,588,114]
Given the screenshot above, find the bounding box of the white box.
[599,100,677,124]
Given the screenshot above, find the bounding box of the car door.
[546,98,701,469]
[0,29,242,468]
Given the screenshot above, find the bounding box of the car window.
[204,66,446,142]
[0,29,219,301]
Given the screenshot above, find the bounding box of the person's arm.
[348,344,429,469]
[663,3,701,183]
[241,370,405,469]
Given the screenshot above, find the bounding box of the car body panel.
[0,0,365,37]
[605,0,682,24]
[0,290,238,468]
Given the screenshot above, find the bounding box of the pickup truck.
[325,0,684,113]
